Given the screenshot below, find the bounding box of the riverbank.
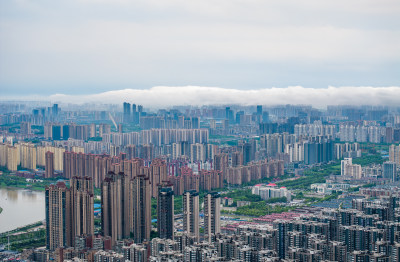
[0,173,65,192]
[0,221,43,237]
[0,184,45,192]
[0,221,45,252]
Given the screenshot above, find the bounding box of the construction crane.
[108,112,118,130]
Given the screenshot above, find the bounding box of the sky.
[0,0,399,105]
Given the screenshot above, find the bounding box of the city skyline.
[1,101,400,260]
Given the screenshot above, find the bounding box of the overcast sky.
[0,0,399,102]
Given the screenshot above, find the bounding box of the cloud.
[0,0,399,94]
[3,86,399,109]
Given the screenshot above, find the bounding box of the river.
[0,188,45,233]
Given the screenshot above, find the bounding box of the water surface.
[0,188,45,233]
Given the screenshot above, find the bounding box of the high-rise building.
[37,145,65,171]
[45,151,54,178]
[341,158,352,176]
[20,122,32,135]
[126,144,137,160]
[45,177,94,251]
[389,144,400,165]
[256,105,263,115]
[214,153,228,175]
[157,185,174,239]
[69,177,94,246]
[341,157,362,178]
[52,104,59,118]
[239,142,253,165]
[18,143,37,170]
[90,123,96,138]
[52,125,62,140]
[383,161,397,182]
[123,102,131,123]
[190,143,206,163]
[191,117,200,129]
[101,172,132,245]
[139,144,154,161]
[183,190,199,241]
[199,170,223,191]
[6,145,18,172]
[204,192,221,242]
[231,151,243,167]
[304,138,334,165]
[262,111,269,123]
[128,243,148,262]
[0,144,7,168]
[46,182,71,250]
[386,127,394,144]
[99,124,111,136]
[225,107,234,124]
[132,174,151,244]
[275,221,290,259]
[150,159,168,197]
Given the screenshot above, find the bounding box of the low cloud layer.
[5,86,399,109]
